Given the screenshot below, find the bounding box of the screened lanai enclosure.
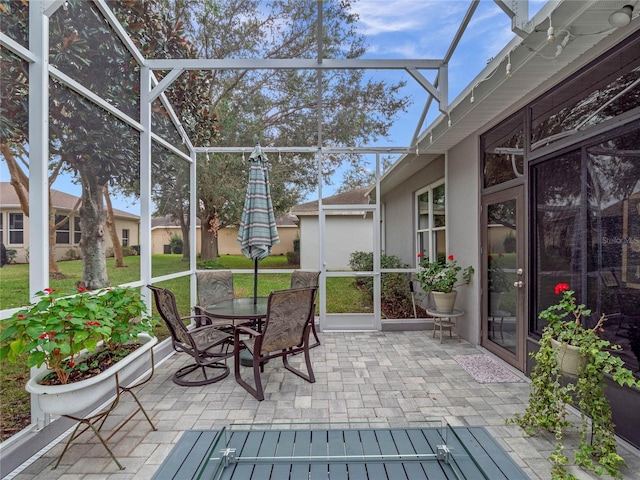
[0,0,490,332]
[3,0,640,458]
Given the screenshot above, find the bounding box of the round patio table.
[204,297,268,321]
[204,297,269,367]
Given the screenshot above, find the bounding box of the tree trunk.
[79,174,109,289]
[180,221,190,262]
[48,194,66,280]
[103,185,125,268]
[1,143,66,277]
[199,214,219,262]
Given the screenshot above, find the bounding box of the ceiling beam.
[145,58,443,70]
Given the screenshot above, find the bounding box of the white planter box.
[26,333,157,416]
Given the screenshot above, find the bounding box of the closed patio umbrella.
[237,144,280,304]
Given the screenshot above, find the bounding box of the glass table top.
[204,297,268,319]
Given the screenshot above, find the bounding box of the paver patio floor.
[5,331,640,480]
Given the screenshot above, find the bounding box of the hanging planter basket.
[550,337,587,376]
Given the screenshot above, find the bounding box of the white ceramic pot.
[550,337,586,376]
[431,290,458,313]
[26,333,157,416]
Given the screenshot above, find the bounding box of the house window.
[55,214,70,244]
[122,229,129,247]
[9,213,23,244]
[416,182,446,264]
[531,127,640,372]
[73,217,81,244]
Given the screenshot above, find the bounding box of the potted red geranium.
[416,253,474,312]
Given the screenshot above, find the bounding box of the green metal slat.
[252,431,279,479]
[153,427,529,480]
[271,430,296,478]
[151,430,215,480]
[219,431,249,480]
[450,428,503,480]
[290,429,312,479]
[232,430,263,480]
[182,431,224,480]
[375,429,407,480]
[310,430,329,477]
[442,428,486,479]
[456,427,529,480]
[360,430,387,480]
[327,430,348,480]
[389,430,428,480]
[405,429,448,480]
[343,430,367,479]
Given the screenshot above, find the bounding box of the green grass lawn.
[0,254,367,441]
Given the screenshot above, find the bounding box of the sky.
[0,0,546,214]
[350,0,545,147]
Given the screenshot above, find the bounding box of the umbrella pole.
[253,258,259,305]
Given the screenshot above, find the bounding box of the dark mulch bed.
[40,344,141,386]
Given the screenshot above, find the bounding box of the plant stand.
[427,308,464,343]
[53,350,157,470]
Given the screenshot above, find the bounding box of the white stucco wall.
[446,136,481,344]
[299,214,373,270]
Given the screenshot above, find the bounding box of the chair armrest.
[235,325,260,337]
[180,314,212,328]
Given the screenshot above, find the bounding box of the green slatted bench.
[151,426,530,480]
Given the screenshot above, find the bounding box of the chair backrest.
[147,285,191,345]
[196,271,234,306]
[260,287,317,353]
[290,270,320,289]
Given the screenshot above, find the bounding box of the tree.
[157,0,411,260]
[336,155,394,194]
[1,0,217,287]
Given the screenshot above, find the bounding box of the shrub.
[169,234,183,254]
[348,251,414,316]
[64,247,82,261]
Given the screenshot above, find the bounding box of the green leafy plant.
[488,253,512,293]
[416,254,474,293]
[508,283,640,479]
[0,286,155,384]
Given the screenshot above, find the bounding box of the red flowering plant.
[0,286,154,384]
[539,282,608,346]
[510,283,640,479]
[416,253,474,293]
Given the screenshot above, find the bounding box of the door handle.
[513,281,524,288]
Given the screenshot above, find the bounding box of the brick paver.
[6,331,640,479]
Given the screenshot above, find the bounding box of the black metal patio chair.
[234,286,318,401]
[147,285,233,386]
[290,270,321,348]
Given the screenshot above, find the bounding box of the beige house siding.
[0,183,139,263]
[151,225,298,256]
[0,209,139,263]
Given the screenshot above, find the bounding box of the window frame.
[8,212,24,245]
[55,214,71,245]
[415,180,446,265]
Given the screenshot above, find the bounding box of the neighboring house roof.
[151,212,298,228]
[291,186,372,216]
[0,182,139,220]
